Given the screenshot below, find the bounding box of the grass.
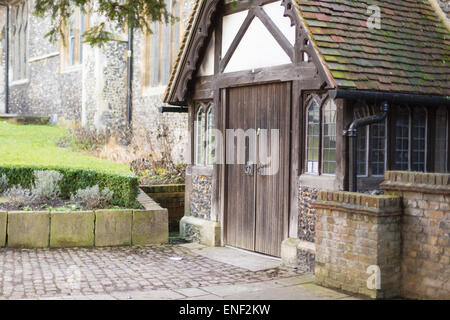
[0,122,133,175]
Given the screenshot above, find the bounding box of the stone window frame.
[60,6,88,71]
[141,0,185,93]
[194,101,215,167]
[305,97,337,176]
[9,0,29,83]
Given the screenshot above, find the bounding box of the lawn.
[0,122,133,175]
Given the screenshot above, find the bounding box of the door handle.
[257,164,265,175]
[244,163,254,175]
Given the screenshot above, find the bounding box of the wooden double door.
[225,82,291,257]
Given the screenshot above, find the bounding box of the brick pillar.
[312,191,402,299]
[381,171,450,299]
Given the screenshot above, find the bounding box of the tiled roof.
[297,0,450,96]
[164,0,450,104]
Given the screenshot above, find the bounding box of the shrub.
[0,166,139,207]
[4,186,33,206]
[0,174,8,194]
[31,170,63,201]
[71,185,114,209]
[68,123,107,151]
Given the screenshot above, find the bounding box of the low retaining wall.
[141,184,185,232]
[0,209,168,248]
[381,171,450,299]
[312,191,402,299]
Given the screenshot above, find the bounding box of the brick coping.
[313,190,401,216]
[382,171,450,195]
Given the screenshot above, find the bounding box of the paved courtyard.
[0,244,358,300]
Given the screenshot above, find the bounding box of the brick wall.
[381,171,450,299]
[313,190,402,299]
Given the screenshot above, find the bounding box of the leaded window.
[206,107,215,165]
[395,106,410,171]
[411,107,427,172]
[305,99,337,175]
[322,101,337,175]
[357,127,368,176]
[195,102,215,166]
[370,121,386,176]
[435,106,448,173]
[306,100,320,174]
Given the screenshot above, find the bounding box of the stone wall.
[298,184,318,242]
[438,0,449,19]
[381,171,450,299]
[131,27,189,163]
[313,190,402,299]
[0,0,190,163]
[189,174,213,220]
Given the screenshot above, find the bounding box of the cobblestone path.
[0,245,306,300]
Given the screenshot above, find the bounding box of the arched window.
[194,102,215,166]
[195,107,206,165]
[306,100,320,174]
[395,106,410,171]
[305,99,337,175]
[435,106,448,173]
[206,106,215,165]
[411,107,427,172]
[322,101,337,175]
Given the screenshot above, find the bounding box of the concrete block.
[0,211,7,247]
[50,211,95,247]
[7,211,50,248]
[180,216,221,247]
[132,209,168,245]
[95,210,132,247]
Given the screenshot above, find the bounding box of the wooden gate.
[224,82,291,257]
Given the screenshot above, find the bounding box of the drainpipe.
[126,26,133,125]
[0,1,8,114]
[344,101,390,192]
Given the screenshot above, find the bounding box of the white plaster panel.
[263,0,296,45]
[222,10,248,55]
[224,17,291,73]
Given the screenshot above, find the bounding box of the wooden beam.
[219,9,255,73]
[223,0,278,15]
[215,63,318,89]
[254,6,294,62]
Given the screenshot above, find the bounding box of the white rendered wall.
[263,1,295,45]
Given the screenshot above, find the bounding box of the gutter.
[0,1,8,113]
[329,89,450,106]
